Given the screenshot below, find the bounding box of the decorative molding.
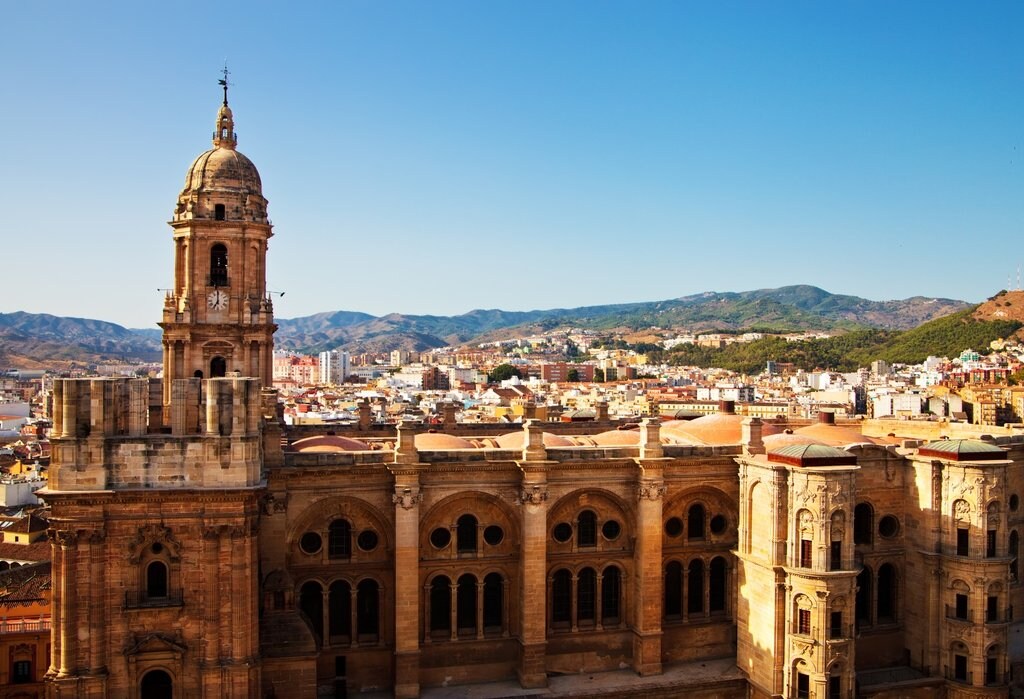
[518,486,549,506]
[128,524,182,563]
[393,489,423,510]
[636,483,666,502]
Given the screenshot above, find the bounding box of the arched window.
[456,514,477,554]
[1010,530,1019,582]
[577,510,597,547]
[664,561,683,619]
[214,203,226,220]
[209,243,228,286]
[688,503,706,540]
[986,645,1001,686]
[552,569,572,627]
[299,581,324,642]
[140,669,173,699]
[602,566,621,624]
[146,560,168,599]
[329,580,351,641]
[577,567,597,624]
[854,503,873,545]
[828,666,843,699]
[356,579,379,640]
[877,563,896,622]
[328,520,351,560]
[709,556,727,613]
[688,559,705,614]
[483,573,503,632]
[210,356,226,379]
[457,574,476,635]
[951,641,969,682]
[856,567,872,629]
[430,576,451,635]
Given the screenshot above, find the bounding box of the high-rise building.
[319,349,350,386]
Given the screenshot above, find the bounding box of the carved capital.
[393,488,423,510]
[636,483,666,501]
[518,485,548,506]
[49,529,78,548]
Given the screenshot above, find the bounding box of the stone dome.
[172,99,269,223]
[495,431,575,449]
[183,147,263,196]
[288,435,370,452]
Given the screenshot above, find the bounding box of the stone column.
[55,530,78,678]
[390,432,424,699]
[517,434,550,688]
[633,463,666,676]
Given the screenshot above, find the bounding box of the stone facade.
[36,93,1024,699]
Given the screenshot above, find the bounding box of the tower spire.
[212,65,237,150]
[219,63,230,106]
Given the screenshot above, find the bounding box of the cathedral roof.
[917,438,1005,461]
[288,435,370,452]
[183,147,263,196]
[767,443,857,467]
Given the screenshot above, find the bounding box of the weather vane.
[219,63,231,105]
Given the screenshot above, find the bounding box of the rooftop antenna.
[218,62,231,105]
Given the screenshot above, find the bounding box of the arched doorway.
[140,669,173,699]
[210,356,227,378]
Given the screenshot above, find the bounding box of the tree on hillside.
[567,368,580,382]
[488,364,522,383]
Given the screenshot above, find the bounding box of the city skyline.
[3,1,1022,329]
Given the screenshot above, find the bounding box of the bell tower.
[160,71,276,414]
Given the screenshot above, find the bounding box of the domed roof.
[763,431,825,449]
[173,96,268,224]
[918,438,1005,461]
[793,423,881,447]
[495,431,575,449]
[414,432,476,450]
[183,147,262,196]
[289,435,370,452]
[666,412,745,446]
[768,443,858,467]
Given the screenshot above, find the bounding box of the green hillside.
[654,307,1020,374]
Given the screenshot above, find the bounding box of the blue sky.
[2,1,1022,329]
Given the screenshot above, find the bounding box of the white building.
[318,350,351,386]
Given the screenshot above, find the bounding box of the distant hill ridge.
[0,285,972,367]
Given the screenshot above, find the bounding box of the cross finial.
[218,63,231,106]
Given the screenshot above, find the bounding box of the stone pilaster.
[633,461,666,676]
[390,460,425,699]
[517,455,550,688]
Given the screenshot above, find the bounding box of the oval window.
[430,527,452,549]
[299,532,322,554]
[602,520,621,541]
[357,530,379,551]
[553,522,573,543]
[710,514,727,535]
[664,517,683,537]
[878,515,900,538]
[484,525,504,546]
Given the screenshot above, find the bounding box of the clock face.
[207,290,228,311]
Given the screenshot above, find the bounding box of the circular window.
[299,532,322,554]
[484,525,504,546]
[151,542,164,555]
[553,522,573,543]
[430,527,451,549]
[357,530,379,551]
[664,517,683,537]
[710,514,727,535]
[878,515,900,538]
[602,520,621,541]
[1011,494,1020,512]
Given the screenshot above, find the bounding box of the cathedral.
[38,90,1024,699]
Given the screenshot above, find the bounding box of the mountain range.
[0,286,972,368]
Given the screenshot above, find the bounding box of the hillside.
[655,303,1021,374]
[0,286,973,367]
